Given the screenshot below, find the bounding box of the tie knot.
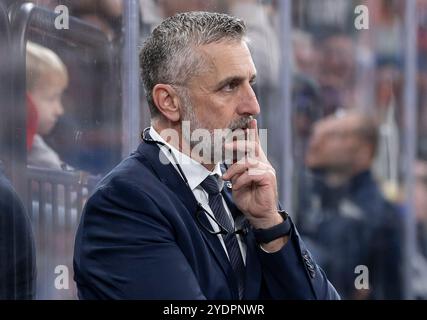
[201,175,221,195]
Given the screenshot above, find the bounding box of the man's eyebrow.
[215,76,244,90]
[214,74,257,90]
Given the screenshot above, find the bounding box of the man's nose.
[237,84,260,116]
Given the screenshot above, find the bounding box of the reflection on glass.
[298,111,404,299]
[291,0,414,300]
[12,1,125,300]
[1,0,427,300]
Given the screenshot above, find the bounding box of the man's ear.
[152,84,182,122]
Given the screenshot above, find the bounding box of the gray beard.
[180,93,253,164]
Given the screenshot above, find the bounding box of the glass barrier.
[1,0,36,300]
[291,0,415,300]
[0,0,426,300]
[2,0,125,299]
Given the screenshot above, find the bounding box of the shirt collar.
[149,127,224,191]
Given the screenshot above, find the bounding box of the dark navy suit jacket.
[73,141,340,300]
[0,171,36,299]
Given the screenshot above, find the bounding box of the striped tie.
[201,175,246,299]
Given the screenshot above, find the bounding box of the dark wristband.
[253,210,291,244]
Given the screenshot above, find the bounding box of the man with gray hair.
[74,11,339,300]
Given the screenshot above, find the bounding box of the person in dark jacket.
[74,11,339,300]
[298,111,404,299]
[0,165,36,299]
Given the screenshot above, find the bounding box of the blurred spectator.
[292,0,357,38]
[26,42,69,170]
[67,0,123,17]
[156,0,215,17]
[317,33,357,115]
[228,0,280,89]
[54,0,123,40]
[292,29,318,78]
[140,0,222,27]
[292,74,322,164]
[298,111,404,299]
[0,165,36,299]
[6,1,123,40]
[418,0,427,73]
[7,1,123,175]
[364,0,404,66]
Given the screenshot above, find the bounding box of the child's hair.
[26,42,68,91]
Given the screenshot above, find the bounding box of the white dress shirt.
[149,127,247,264]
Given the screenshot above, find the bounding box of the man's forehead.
[196,41,257,81]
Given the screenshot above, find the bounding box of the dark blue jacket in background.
[297,170,404,300]
[73,142,340,300]
[0,170,36,299]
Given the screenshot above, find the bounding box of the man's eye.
[222,81,239,92]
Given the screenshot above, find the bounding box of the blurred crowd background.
[1,0,427,300]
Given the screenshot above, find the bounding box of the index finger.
[249,119,260,156]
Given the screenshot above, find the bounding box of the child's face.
[30,71,67,136]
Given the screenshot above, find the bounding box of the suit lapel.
[136,142,237,296]
[137,142,196,210]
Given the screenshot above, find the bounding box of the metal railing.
[27,166,100,299]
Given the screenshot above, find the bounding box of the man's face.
[30,71,67,136]
[305,116,362,171]
[180,40,260,163]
